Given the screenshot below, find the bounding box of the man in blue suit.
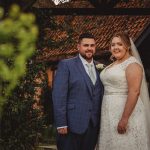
[52,33,103,150]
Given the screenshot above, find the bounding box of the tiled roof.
[37,15,150,61]
[115,0,150,8]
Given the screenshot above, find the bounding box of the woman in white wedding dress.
[96,32,150,150]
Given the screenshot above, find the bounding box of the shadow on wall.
[145,69,150,96]
[41,86,54,125]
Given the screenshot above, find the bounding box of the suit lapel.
[75,56,93,96]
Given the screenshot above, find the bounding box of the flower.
[96,63,105,71]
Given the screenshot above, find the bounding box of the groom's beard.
[80,50,94,61]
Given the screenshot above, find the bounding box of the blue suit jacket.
[52,56,103,134]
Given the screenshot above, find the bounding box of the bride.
[96,31,150,150]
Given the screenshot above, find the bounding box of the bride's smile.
[110,37,131,63]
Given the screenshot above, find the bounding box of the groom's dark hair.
[78,32,95,43]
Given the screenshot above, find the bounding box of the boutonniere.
[96,63,105,72]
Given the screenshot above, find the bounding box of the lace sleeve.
[120,56,141,70]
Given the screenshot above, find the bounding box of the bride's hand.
[117,118,128,134]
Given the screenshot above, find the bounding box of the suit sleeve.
[52,60,69,128]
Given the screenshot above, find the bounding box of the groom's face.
[78,38,96,62]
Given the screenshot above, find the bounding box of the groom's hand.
[57,127,68,134]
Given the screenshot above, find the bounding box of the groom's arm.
[52,60,69,129]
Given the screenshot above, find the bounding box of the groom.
[52,32,104,150]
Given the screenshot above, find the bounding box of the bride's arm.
[117,63,143,134]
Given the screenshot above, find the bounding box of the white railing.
[37,145,57,150]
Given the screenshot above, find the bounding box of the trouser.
[56,121,99,150]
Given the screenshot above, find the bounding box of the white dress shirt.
[79,54,97,80]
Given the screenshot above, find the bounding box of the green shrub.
[0,61,46,150]
[0,5,46,149]
[0,5,38,114]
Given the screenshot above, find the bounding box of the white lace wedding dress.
[96,56,149,150]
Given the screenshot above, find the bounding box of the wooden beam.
[32,8,150,15]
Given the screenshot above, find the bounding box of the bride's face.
[110,36,129,60]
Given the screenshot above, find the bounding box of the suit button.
[89,109,92,112]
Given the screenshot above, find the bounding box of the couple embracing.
[52,32,150,150]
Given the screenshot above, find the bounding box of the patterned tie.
[86,64,96,85]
